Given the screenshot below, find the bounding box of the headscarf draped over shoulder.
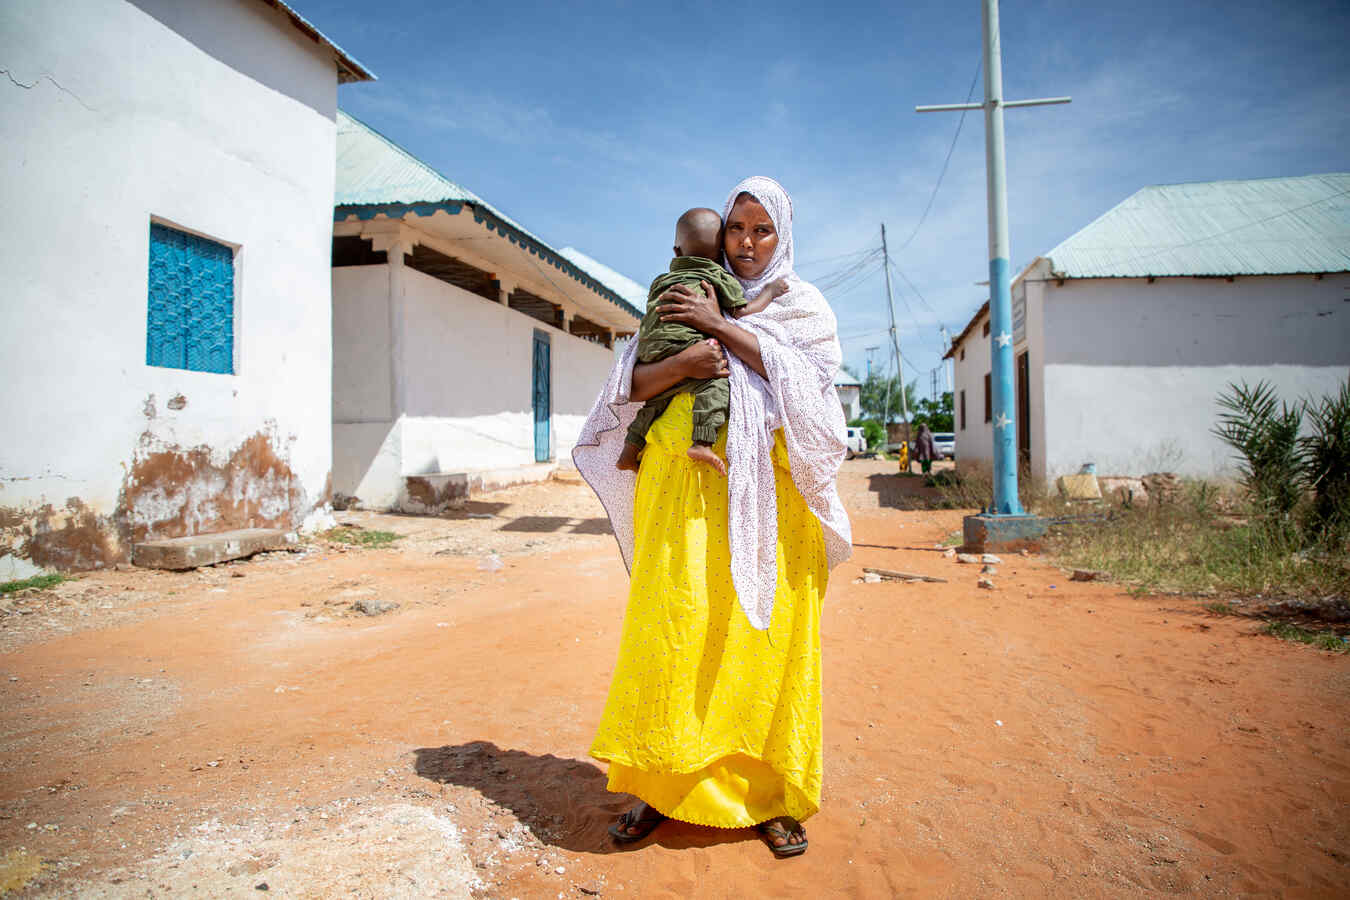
[572,177,852,629]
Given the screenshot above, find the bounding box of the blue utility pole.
[916,0,1069,545]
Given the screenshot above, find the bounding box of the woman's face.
[724,193,779,280]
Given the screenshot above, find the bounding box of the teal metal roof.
[1040,173,1350,279]
[557,247,649,310]
[834,371,862,387]
[334,111,641,321]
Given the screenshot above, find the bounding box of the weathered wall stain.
[3,422,311,572]
[120,427,306,545]
[402,475,467,514]
[1,497,122,571]
[23,498,122,570]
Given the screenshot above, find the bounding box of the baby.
[616,207,787,476]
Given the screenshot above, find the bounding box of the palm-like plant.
[1212,381,1303,519]
[1299,379,1350,539]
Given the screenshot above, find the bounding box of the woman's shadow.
[413,741,753,854]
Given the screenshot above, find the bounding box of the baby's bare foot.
[616,443,642,472]
[687,443,726,477]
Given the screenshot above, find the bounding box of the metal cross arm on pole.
[915,96,1071,113]
[914,0,1070,549]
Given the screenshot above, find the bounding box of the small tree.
[912,392,955,432]
[859,373,918,423]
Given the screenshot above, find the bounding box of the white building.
[0,0,372,577]
[331,113,642,511]
[946,174,1350,483]
[835,371,863,421]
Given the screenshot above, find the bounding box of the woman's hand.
[677,338,731,380]
[657,282,726,336]
[629,338,729,402]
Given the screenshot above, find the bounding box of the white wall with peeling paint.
[0,0,345,573]
[332,264,615,509]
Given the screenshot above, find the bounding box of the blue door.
[532,330,551,462]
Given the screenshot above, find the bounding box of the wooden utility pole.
[880,223,910,433]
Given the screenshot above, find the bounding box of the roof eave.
[334,200,643,322]
[258,0,376,83]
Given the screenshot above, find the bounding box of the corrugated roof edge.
[1039,173,1350,279]
[557,247,649,309]
[943,299,989,360]
[258,0,375,83]
[335,112,641,322]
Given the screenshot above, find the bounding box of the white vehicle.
[933,432,956,459]
[844,427,868,459]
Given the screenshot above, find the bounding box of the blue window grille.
[146,222,235,374]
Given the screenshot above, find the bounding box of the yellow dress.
[590,392,827,827]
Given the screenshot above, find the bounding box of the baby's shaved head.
[674,207,724,261]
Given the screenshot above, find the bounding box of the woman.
[573,177,851,857]
[914,423,937,474]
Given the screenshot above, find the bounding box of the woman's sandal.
[757,816,808,858]
[608,802,666,843]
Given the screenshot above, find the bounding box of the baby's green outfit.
[627,256,746,448]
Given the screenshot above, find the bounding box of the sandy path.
[1,461,1347,897]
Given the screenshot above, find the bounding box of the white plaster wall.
[1041,273,1350,479]
[0,0,339,571]
[333,266,393,423]
[400,267,615,472]
[952,310,994,474]
[1023,274,1049,483]
[837,386,862,421]
[332,265,616,505]
[552,328,620,470]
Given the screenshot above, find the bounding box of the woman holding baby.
[573,176,851,857]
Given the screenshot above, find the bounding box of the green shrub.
[849,418,886,450]
[1300,379,1350,542]
[1213,381,1303,520]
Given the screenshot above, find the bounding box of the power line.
[895,56,982,256]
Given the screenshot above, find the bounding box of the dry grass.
[1045,481,1349,645]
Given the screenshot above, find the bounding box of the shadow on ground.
[412,741,752,854]
[497,516,613,535]
[865,473,951,510]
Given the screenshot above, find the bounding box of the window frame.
[145,217,241,376]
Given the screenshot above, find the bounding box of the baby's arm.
[732,278,790,318]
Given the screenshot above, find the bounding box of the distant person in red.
[914,423,937,474]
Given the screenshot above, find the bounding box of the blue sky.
[309,0,1349,394]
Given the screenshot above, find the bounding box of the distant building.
[330,113,642,511]
[835,371,863,421]
[0,0,372,577]
[946,174,1350,482]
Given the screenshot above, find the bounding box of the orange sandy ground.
[1,460,1347,898]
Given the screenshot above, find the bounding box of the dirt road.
[2,460,1347,897]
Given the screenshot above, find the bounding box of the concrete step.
[399,463,557,515]
[133,528,298,570]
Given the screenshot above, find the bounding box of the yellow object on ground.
[897,442,909,471]
[1057,473,1103,500]
[590,392,827,827]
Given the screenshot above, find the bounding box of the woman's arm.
[629,337,730,402]
[657,282,768,380]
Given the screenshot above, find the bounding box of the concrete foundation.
[962,514,1048,553]
[397,463,558,515]
[133,528,298,570]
